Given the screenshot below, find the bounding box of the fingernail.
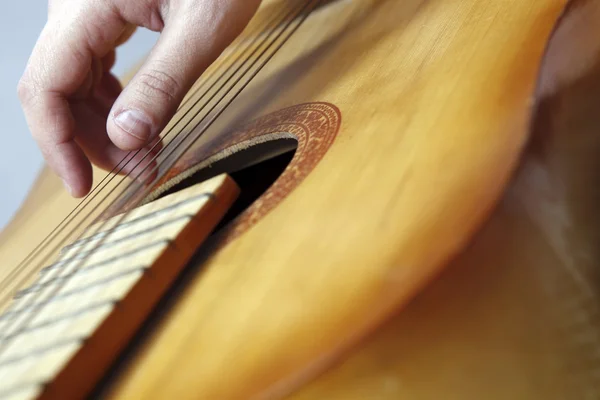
[114,109,153,141]
[62,179,74,196]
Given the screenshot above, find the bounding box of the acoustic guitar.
[1,0,598,398]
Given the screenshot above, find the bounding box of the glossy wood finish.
[290,4,600,397]
[0,0,587,399]
[109,0,569,398]
[0,175,238,400]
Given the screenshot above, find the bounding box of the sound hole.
[158,137,298,229]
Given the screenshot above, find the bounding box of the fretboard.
[0,175,239,400]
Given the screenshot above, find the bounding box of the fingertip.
[59,145,94,198]
[62,179,76,197]
[63,181,89,198]
[62,172,92,198]
[108,108,157,151]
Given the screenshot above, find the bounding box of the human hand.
[18,0,260,197]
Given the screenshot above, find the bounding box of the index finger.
[18,9,127,197]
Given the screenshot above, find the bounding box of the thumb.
[107,0,260,151]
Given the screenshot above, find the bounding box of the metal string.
[0,1,304,330]
[0,0,317,359]
[0,3,296,308]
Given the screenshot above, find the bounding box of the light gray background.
[1,2,159,229]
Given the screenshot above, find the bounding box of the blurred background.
[0,2,159,229]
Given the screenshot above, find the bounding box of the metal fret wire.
[0,1,309,323]
[0,0,309,347]
[0,0,318,366]
[0,3,296,306]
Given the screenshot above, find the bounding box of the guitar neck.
[0,175,238,400]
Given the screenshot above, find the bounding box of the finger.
[19,87,94,197]
[116,23,137,46]
[107,0,261,151]
[18,6,127,196]
[102,50,117,73]
[73,57,104,100]
[95,55,122,108]
[96,72,123,108]
[73,100,160,178]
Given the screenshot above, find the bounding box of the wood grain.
[1,0,591,398]
[0,175,238,399]
[105,0,569,399]
[288,4,600,395]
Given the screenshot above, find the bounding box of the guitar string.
[0,0,314,362]
[0,0,310,361]
[141,4,325,390]
[0,3,299,313]
[0,0,306,311]
[0,5,293,306]
[0,1,304,316]
[0,0,316,361]
[0,155,140,303]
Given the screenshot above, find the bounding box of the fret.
[1,298,116,327]
[0,309,99,364]
[46,238,172,275]
[3,269,144,322]
[59,206,200,259]
[0,305,109,370]
[0,341,82,395]
[18,263,151,299]
[59,215,194,256]
[1,269,146,335]
[64,193,213,250]
[0,302,115,344]
[51,193,211,268]
[23,262,143,294]
[0,174,239,400]
[40,241,167,275]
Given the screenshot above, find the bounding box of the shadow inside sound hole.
[91,139,297,398]
[216,147,296,231]
[158,137,297,231]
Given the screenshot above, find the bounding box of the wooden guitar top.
[2,0,592,399]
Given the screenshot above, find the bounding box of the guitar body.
[4,0,600,398]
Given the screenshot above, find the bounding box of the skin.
[18,0,261,197]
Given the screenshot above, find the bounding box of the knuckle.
[135,69,181,105]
